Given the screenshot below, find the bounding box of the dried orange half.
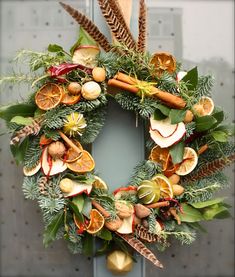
[61,91,81,105]
[149,146,170,171]
[86,209,105,234]
[92,176,108,190]
[193,97,214,116]
[150,52,176,76]
[176,147,198,176]
[67,150,95,173]
[35,83,63,110]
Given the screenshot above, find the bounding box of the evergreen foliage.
[196,75,214,98]
[67,223,83,254]
[23,136,42,169]
[22,175,40,200]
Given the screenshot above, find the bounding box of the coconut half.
[150,117,178,138]
[116,213,135,234]
[41,147,67,176]
[150,122,186,148]
[59,178,92,197]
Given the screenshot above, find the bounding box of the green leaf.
[0,103,36,122]
[212,110,224,126]
[10,137,29,165]
[179,203,204,222]
[48,44,64,52]
[69,201,84,223]
[97,228,112,241]
[95,240,110,256]
[82,197,92,219]
[182,67,198,90]
[211,130,228,142]
[190,197,225,209]
[43,210,64,247]
[82,233,94,256]
[155,104,171,116]
[202,204,231,220]
[70,27,97,54]
[154,109,167,120]
[169,109,186,124]
[195,115,217,132]
[10,116,33,126]
[72,195,84,212]
[214,124,235,136]
[169,141,185,164]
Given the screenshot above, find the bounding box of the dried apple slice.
[41,147,67,176]
[116,213,135,234]
[150,117,178,138]
[23,162,41,176]
[149,122,186,148]
[72,45,100,68]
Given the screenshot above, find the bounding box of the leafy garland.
[0,1,234,272]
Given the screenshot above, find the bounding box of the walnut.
[115,201,134,219]
[105,217,123,231]
[48,141,66,159]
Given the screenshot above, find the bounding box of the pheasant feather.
[97,0,136,50]
[184,154,235,182]
[59,2,112,52]
[117,233,163,268]
[137,0,147,52]
[135,224,158,242]
[108,0,136,45]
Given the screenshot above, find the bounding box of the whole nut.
[134,204,151,219]
[48,141,66,159]
[183,110,194,123]
[92,67,106,82]
[168,174,180,185]
[172,184,185,196]
[115,201,134,219]
[105,217,123,231]
[67,82,82,95]
[133,215,141,226]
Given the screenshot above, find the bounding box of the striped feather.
[184,154,235,182]
[117,233,163,268]
[97,0,136,50]
[135,224,158,242]
[137,0,147,52]
[59,2,112,52]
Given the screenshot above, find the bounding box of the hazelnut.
[168,174,180,185]
[48,141,66,159]
[92,67,106,82]
[67,82,82,95]
[134,204,151,219]
[172,184,185,196]
[183,110,194,123]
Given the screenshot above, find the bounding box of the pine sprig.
[22,174,40,200]
[196,75,214,98]
[67,222,83,254]
[147,212,157,234]
[129,160,161,186]
[23,136,42,169]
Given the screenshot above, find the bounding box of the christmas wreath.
[0,1,234,274]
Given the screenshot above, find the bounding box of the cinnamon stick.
[109,72,186,109]
[198,144,208,155]
[145,201,170,209]
[59,131,83,155]
[92,200,110,218]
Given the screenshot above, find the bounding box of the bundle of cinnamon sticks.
[108,72,186,109]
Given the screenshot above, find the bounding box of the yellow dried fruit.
[92,67,106,82]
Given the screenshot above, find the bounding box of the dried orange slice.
[149,146,170,171]
[150,52,176,76]
[176,147,198,176]
[35,83,63,110]
[92,176,108,190]
[67,150,95,173]
[193,96,214,116]
[152,174,173,199]
[86,209,105,234]
[73,214,87,234]
[61,91,81,105]
[65,140,83,163]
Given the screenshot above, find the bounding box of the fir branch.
[196,75,214,98]
[185,122,196,139]
[80,106,107,144]
[0,74,36,86]
[39,197,65,223]
[73,95,108,112]
[147,212,157,234]
[67,222,83,254]
[23,136,42,169]
[156,72,178,93]
[22,174,40,200]
[129,160,161,187]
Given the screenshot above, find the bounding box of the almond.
[172,184,184,196]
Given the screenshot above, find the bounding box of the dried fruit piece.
[23,162,41,176]
[66,150,95,173]
[168,174,180,184]
[150,52,176,76]
[183,110,194,123]
[86,209,105,234]
[137,180,160,204]
[61,91,81,105]
[116,214,135,234]
[35,83,63,110]
[149,146,170,171]
[63,112,87,137]
[150,117,178,138]
[81,81,101,100]
[92,176,108,190]
[193,97,214,116]
[176,147,198,176]
[72,45,100,67]
[92,67,106,82]
[152,174,173,199]
[59,178,92,197]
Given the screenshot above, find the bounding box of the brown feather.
[137,0,147,52]
[97,0,136,50]
[59,2,112,52]
[108,0,136,45]
[135,224,158,242]
[116,233,163,268]
[184,154,235,182]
